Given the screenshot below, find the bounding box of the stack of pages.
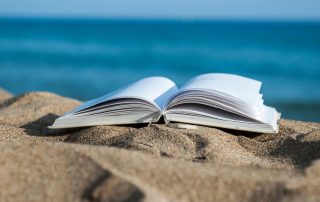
[50,73,280,133]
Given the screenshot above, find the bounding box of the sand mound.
[0,90,320,201]
[0,92,81,135]
[65,124,281,167]
[0,88,12,103]
[1,142,320,202]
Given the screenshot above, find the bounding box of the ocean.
[0,18,319,121]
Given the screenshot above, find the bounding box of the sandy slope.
[0,90,319,202]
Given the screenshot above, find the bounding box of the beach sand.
[0,90,319,202]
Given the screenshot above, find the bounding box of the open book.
[50,73,280,133]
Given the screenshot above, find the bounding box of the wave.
[0,37,319,79]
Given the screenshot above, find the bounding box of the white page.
[164,113,278,133]
[179,73,261,105]
[67,76,178,115]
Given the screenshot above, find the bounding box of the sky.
[0,0,320,20]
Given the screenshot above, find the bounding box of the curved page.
[67,76,178,115]
[178,73,262,105]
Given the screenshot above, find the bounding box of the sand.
[0,90,319,202]
[0,88,12,103]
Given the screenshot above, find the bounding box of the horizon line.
[1,15,320,23]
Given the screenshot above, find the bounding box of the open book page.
[164,102,280,133]
[165,73,265,120]
[67,77,178,115]
[164,112,278,133]
[179,73,262,105]
[163,73,280,131]
[50,77,178,128]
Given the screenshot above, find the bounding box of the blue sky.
[0,0,320,20]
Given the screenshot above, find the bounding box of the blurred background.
[0,0,319,121]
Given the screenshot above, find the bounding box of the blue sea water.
[0,18,319,121]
